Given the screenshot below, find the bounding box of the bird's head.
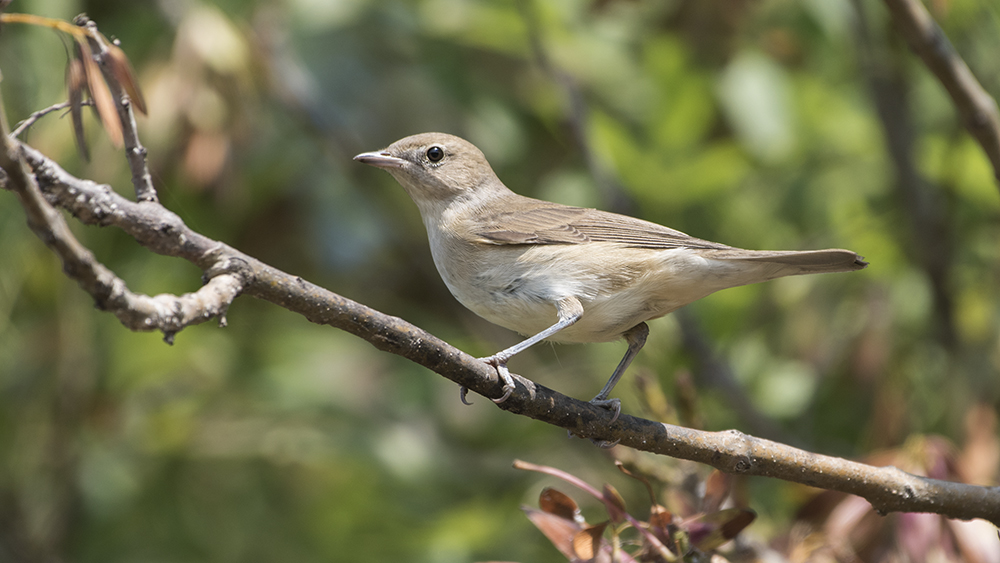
[354,133,504,214]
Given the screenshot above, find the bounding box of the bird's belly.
[462,278,685,343]
[437,245,715,344]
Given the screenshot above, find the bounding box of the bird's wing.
[473,203,732,250]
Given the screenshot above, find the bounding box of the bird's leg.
[480,296,584,403]
[589,322,649,422]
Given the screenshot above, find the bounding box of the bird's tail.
[700,248,867,287]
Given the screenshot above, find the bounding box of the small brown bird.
[355,133,866,417]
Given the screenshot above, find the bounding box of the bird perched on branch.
[355,133,867,419]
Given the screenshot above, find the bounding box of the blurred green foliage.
[1,0,999,561]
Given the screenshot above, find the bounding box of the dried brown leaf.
[647,504,678,553]
[539,487,582,523]
[684,508,756,552]
[649,504,674,531]
[572,521,608,560]
[717,509,756,542]
[66,56,89,160]
[105,43,146,114]
[77,39,122,147]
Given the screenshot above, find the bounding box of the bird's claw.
[459,386,473,405]
[479,355,515,403]
[588,397,622,423]
[493,384,514,403]
[490,363,515,403]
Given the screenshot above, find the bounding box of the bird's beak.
[353,151,407,169]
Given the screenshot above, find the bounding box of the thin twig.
[9,101,85,138]
[77,16,157,203]
[882,0,1000,186]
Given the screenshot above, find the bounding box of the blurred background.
[1,0,999,561]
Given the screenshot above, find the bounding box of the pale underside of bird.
[355,132,867,419]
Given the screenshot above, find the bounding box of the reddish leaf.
[522,507,582,560]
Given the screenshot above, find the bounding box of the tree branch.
[0,141,243,342]
[882,0,1000,185]
[2,138,998,526]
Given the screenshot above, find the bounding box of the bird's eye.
[426,146,445,162]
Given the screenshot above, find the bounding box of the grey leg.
[480,296,584,403]
[589,322,649,421]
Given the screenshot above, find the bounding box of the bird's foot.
[588,397,622,423]
[479,355,515,403]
